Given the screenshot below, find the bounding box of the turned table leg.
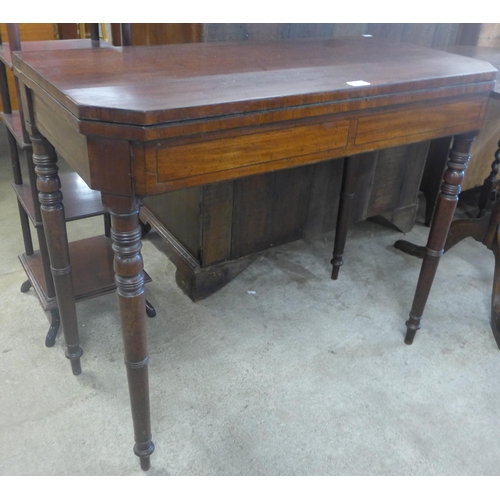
[26,148,62,346]
[405,133,476,344]
[104,195,154,471]
[331,155,358,280]
[32,133,82,375]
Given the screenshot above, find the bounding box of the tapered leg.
[32,134,82,374]
[331,155,359,280]
[105,195,154,471]
[405,133,476,344]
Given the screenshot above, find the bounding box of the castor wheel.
[20,279,32,293]
[145,300,156,318]
[45,310,60,347]
[140,220,152,238]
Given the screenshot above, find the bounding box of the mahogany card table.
[11,36,497,470]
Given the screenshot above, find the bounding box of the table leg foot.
[135,441,155,471]
[330,260,342,280]
[45,309,60,347]
[68,358,82,376]
[20,279,32,293]
[404,315,422,345]
[145,300,156,318]
[140,456,151,471]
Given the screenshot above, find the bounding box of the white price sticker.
[346,80,371,87]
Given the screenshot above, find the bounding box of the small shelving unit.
[0,26,152,348]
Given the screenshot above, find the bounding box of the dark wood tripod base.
[396,139,500,347]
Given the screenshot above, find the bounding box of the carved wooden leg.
[405,133,476,344]
[331,155,358,280]
[32,134,82,375]
[104,195,154,471]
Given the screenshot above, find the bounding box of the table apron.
[132,94,488,196]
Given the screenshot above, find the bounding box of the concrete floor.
[1,124,499,476]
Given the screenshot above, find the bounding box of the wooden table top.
[0,38,114,69]
[12,36,497,127]
[437,45,500,96]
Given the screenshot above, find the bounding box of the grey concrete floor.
[1,124,499,476]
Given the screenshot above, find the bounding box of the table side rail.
[132,93,489,196]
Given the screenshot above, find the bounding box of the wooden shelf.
[1,111,30,149]
[0,42,13,68]
[18,234,151,311]
[13,172,107,227]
